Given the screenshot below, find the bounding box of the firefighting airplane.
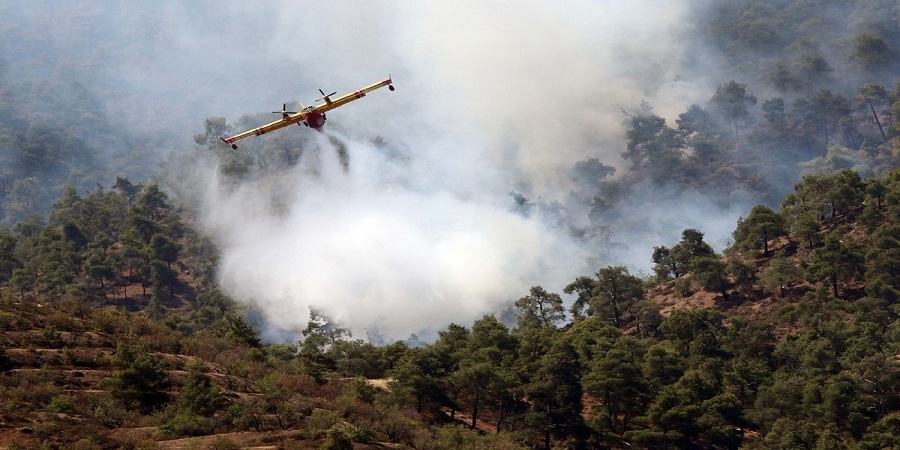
[220,76,394,150]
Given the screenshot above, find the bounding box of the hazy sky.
[72,1,707,178]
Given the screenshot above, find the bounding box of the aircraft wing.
[220,111,308,148]
[312,77,394,114]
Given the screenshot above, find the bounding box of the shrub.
[321,428,353,450]
[70,438,102,450]
[307,408,341,438]
[208,436,240,450]
[47,394,75,413]
[157,412,215,438]
[674,275,695,296]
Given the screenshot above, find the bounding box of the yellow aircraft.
[220,76,394,149]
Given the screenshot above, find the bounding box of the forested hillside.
[0,0,899,449]
[0,167,897,449]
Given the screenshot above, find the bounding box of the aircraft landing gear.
[389,85,395,91]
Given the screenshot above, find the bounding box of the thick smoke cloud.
[192,1,729,341]
[271,1,704,185]
[6,1,737,341]
[204,132,588,341]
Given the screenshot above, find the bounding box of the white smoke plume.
[5,1,878,340]
[192,1,729,341]
[203,131,587,341]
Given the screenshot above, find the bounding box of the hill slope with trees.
[0,167,897,449]
[0,1,898,449]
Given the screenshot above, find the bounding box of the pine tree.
[732,205,787,256]
[105,343,169,413]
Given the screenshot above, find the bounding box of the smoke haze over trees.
[0,0,898,338]
[0,1,899,448]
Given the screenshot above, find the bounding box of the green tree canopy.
[850,32,893,71]
[709,80,758,137]
[105,343,169,413]
[514,285,565,330]
[732,204,787,256]
[807,235,865,298]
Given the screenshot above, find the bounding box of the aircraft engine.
[306,111,326,128]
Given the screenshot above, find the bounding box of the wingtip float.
[220,76,394,150]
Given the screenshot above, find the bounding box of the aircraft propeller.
[317,89,337,102]
[272,103,298,116]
